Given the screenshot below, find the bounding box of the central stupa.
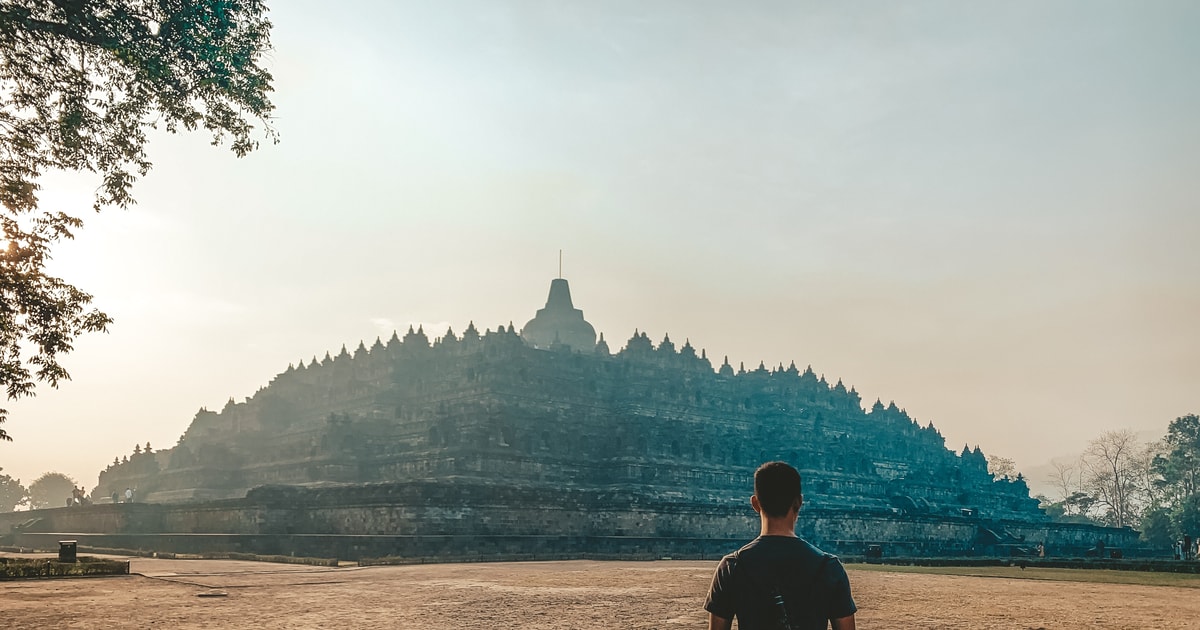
[520,278,597,351]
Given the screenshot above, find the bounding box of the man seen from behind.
[705,461,857,629]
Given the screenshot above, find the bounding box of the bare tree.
[1047,458,1097,517]
[1081,430,1143,528]
[1049,459,1078,501]
[1133,440,1167,512]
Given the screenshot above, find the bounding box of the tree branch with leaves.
[0,0,277,440]
[0,465,27,511]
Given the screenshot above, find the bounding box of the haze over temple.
[5,276,1133,559]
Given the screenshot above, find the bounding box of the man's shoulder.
[737,535,833,559]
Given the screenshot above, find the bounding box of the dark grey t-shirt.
[704,536,857,630]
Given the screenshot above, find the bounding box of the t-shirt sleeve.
[703,556,738,619]
[820,556,858,620]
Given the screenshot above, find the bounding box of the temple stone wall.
[1,482,1141,561]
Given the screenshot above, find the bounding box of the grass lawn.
[847,562,1200,589]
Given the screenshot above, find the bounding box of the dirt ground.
[3,557,1200,629]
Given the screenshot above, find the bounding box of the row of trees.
[0,469,78,511]
[1038,414,1200,547]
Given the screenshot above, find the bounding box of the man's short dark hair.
[754,461,802,517]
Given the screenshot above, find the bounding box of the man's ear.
[750,494,762,514]
[791,495,803,514]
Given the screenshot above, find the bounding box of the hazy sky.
[3,1,1198,498]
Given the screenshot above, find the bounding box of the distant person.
[111,491,119,504]
[124,487,133,503]
[705,461,857,630]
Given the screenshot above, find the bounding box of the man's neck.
[759,518,798,537]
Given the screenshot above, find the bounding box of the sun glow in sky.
[2,1,1198,497]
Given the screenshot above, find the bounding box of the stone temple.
[1,278,1137,559]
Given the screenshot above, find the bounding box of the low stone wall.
[0,482,1144,561]
[0,503,168,535]
[804,512,1136,558]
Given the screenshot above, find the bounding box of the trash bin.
[58,540,77,563]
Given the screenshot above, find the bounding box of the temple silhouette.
[48,276,1132,559]
[98,277,1035,515]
